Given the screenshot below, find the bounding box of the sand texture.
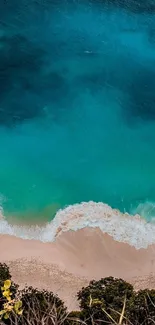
[1,227,155,310]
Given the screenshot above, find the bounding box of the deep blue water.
[0,0,155,222]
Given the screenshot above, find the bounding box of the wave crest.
[0,201,155,249]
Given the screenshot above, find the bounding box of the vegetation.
[0,279,22,321]
[128,289,155,325]
[0,263,18,313]
[18,287,67,325]
[0,263,155,324]
[77,277,134,324]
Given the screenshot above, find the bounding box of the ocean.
[0,0,155,228]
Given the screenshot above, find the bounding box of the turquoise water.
[0,0,155,222]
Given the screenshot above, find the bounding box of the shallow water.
[0,0,155,223]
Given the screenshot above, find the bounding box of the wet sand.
[1,227,155,310]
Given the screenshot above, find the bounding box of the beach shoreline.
[0,201,155,248]
[1,227,155,310]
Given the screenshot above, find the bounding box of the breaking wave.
[0,201,155,249]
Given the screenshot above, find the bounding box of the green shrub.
[18,287,67,325]
[128,289,155,325]
[0,263,11,283]
[1,263,155,325]
[77,276,134,324]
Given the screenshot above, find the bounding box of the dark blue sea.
[0,0,155,223]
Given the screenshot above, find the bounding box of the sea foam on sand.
[1,202,155,310]
[0,201,155,248]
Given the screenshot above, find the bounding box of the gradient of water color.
[0,0,155,223]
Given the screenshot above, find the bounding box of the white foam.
[0,201,155,249]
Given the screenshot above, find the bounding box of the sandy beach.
[1,226,155,310]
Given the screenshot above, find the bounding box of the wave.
[0,201,155,249]
[132,201,155,221]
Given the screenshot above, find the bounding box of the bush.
[17,287,67,325]
[77,276,134,324]
[0,264,11,283]
[1,263,155,325]
[65,311,83,325]
[128,289,155,325]
[0,264,18,313]
[0,279,23,322]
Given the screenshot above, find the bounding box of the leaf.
[92,298,103,306]
[17,309,23,315]
[4,312,10,319]
[89,295,92,307]
[7,296,11,302]
[14,300,22,313]
[0,310,5,316]
[3,289,11,299]
[3,280,11,290]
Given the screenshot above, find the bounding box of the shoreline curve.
[0,201,155,248]
[1,227,155,310]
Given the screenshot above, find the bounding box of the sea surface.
[0,0,155,225]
